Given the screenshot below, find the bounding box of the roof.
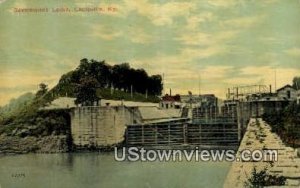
[138,107,181,121]
[43,97,76,110]
[276,84,294,92]
[200,94,216,98]
[42,97,159,110]
[101,99,158,107]
[128,117,190,126]
[161,94,181,102]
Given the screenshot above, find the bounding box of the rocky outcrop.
[0,134,71,154]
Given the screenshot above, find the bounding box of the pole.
[275,69,277,92]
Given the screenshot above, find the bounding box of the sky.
[0,0,300,106]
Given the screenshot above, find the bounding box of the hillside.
[0,59,162,139]
[0,92,34,118]
[42,58,162,105]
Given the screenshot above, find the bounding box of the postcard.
[0,0,299,188]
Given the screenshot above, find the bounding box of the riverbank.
[0,133,126,155]
[0,134,70,154]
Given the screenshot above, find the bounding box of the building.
[199,94,218,107]
[180,94,201,104]
[276,84,297,101]
[160,94,181,109]
[192,94,219,122]
[42,97,76,110]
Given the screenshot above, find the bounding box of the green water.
[0,153,231,188]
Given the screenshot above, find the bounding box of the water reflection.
[0,153,231,188]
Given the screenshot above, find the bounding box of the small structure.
[180,94,201,106]
[276,84,297,101]
[160,94,181,109]
[42,97,76,110]
[199,94,218,107]
[100,99,159,107]
[193,94,219,123]
[221,99,239,119]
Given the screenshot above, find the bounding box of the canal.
[0,153,231,188]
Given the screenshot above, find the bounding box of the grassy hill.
[0,92,34,118]
[0,59,162,136]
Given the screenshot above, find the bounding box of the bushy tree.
[55,58,163,100]
[75,76,100,105]
[292,76,300,90]
[35,83,48,98]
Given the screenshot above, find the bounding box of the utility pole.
[110,83,114,95]
[162,73,165,95]
[198,74,201,96]
[274,69,277,92]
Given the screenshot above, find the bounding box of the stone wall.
[224,118,300,187]
[70,106,140,148]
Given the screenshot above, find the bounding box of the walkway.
[224,118,300,187]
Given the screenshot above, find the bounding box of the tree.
[55,58,163,101]
[75,76,100,106]
[148,75,163,95]
[292,76,300,90]
[112,63,131,91]
[36,83,48,98]
[90,59,111,88]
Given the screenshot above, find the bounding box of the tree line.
[56,58,163,104]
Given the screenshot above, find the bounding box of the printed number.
[11,173,25,178]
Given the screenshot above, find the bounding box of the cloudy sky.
[0,0,300,105]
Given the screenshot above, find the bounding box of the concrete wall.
[70,106,141,147]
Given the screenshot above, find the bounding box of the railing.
[192,117,237,124]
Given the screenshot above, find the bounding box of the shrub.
[245,167,286,187]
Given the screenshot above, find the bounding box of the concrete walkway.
[224,118,300,187]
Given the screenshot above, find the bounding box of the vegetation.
[244,167,286,187]
[74,76,99,105]
[96,88,159,102]
[0,92,34,118]
[35,83,48,98]
[0,58,163,136]
[262,102,300,147]
[38,58,162,105]
[0,109,70,137]
[56,58,162,97]
[292,76,300,90]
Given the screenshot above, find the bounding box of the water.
[0,153,231,188]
